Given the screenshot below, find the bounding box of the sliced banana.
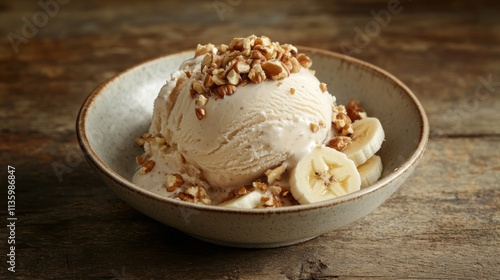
[358,155,383,188]
[290,146,361,204]
[218,189,264,209]
[343,117,385,166]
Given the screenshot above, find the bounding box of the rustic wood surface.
[1,0,499,279]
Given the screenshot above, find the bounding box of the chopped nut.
[139,160,155,175]
[254,36,271,47]
[342,126,354,135]
[212,54,223,68]
[221,185,254,203]
[195,43,215,57]
[248,64,266,83]
[212,75,226,86]
[296,53,312,68]
[135,155,147,165]
[195,94,208,106]
[265,164,287,185]
[346,100,366,122]
[261,60,288,80]
[214,84,237,98]
[260,195,283,208]
[320,82,327,93]
[327,136,352,151]
[178,185,212,205]
[261,196,274,207]
[310,123,319,133]
[251,49,266,60]
[235,186,248,196]
[165,173,184,192]
[178,192,194,202]
[195,108,206,120]
[226,69,241,85]
[270,185,282,196]
[219,44,229,53]
[189,87,197,99]
[135,137,146,147]
[197,187,212,205]
[201,53,213,68]
[240,78,249,86]
[262,46,276,60]
[189,36,321,121]
[253,181,268,192]
[233,60,251,74]
[319,120,327,128]
[289,56,301,73]
[334,113,352,134]
[280,188,291,198]
[229,37,245,51]
[185,186,199,197]
[281,57,293,72]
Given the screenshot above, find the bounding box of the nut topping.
[139,160,155,175]
[346,100,367,122]
[248,64,266,83]
[320,82,328,93]
[214,84,237,98]
[178,185,212,205]
[327,136,352,151]
[253,181,268,192]
[261,60,288,80]
[195,107,206,120]
[135,155,147,165]
[135,136,146,147]
[310,123,319,133]
[296,53,312,68]
[195,94,208,106]
[226,69,241,85]
[187,35,314,120]
[165,173,184,192]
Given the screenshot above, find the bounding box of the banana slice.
[290,146,361,204]
[218,189,264,209]
[358,155,383,188]
[343,117,385,166]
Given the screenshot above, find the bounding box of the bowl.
[76,47,429,248]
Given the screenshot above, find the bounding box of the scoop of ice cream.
[150,58,334,190]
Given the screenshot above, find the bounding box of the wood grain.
[1,0,499,279]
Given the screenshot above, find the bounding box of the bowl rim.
[76,46,429,214]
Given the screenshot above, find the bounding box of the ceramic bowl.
[76,47,429,248]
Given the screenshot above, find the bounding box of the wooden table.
[1,0,499,279]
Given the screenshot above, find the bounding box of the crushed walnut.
[139,160,155,175]
[327,136,352,151]
[177,185,211,205]
[189,35,313,120]
[320,82,327,93]
[164,173,184,192]
[221,185,255,203]
[332,104,354,136]
[346,100,367,122]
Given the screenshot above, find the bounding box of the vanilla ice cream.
[132,35,359,206]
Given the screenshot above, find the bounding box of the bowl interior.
[80,48,426,201]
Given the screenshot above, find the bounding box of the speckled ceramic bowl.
[76,47,429,248]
